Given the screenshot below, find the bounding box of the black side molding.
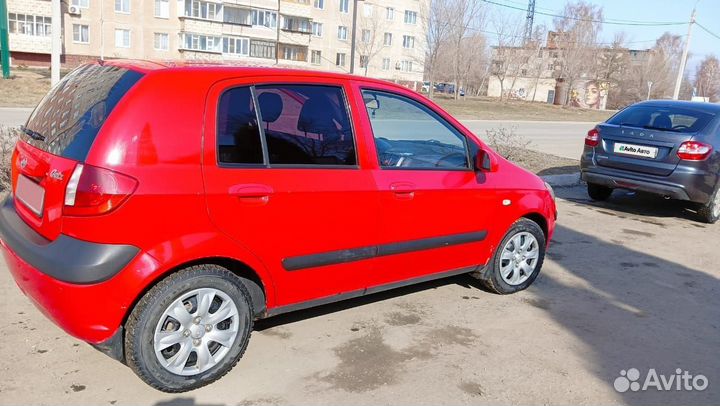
[282,230,487,271]
[0,196,139,284]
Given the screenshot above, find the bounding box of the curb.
[540,172,581,187]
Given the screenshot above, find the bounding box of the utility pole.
[647,81,653,100]
[673,7,695,100]
[51,0,61,86]
[0,0,10,79]
[349,0,359,74]
[275,0,280,65]
[100,0,104,60]
[523,0,536,46]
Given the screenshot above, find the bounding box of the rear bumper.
[581,153,717,204]
[0,196,160,345]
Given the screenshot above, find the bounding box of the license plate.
[613,142,658,159]
[16,175,45,217]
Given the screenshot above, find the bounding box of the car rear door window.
[217,86,264,164]
[607,106,715,133]
[361,90,469,169]
[254,85,356,166]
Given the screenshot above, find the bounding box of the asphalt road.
[0,185,718,405]
[0,108,593,160]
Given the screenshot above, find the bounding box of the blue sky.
[487,0,719,76]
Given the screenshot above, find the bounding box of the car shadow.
[556,185,706,224]
[534,224,720,405]
[537,164,580,176]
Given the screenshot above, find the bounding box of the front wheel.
[125,265,253,392]
[472,218,546,294]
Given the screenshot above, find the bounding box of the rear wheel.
[697,187,720,224]
[125,265,253,392]
[472,218,546,294]
[587,182,613,201]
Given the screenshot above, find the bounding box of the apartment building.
[4,0,427,85]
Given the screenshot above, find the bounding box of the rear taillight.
[585,128,600,147]
[63,164,138,216]
[677,141,713,161]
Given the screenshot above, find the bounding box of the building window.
[361,29,371,43]
[186,0,218,20]
[115,29,131,48]
[399,60,413,72]
[359,55,368,68]
[336,52,346,66]
[339,0,349,13]
[282,16,311,33]
[154,33,169,50]
[224,7,252,25]
[280,45,307,61]
[223,36,250,56]
[71,0,90,8]
[383,32,392,46]
[363,4,373,17]
[337,26,348,40]
[314,0,324,9]
[386,7,394,20]
[250,40,276,59]
[8,14,51,37]
[182,33,221,52]
[72,24,89,43]
[402,35,414,48]
[115,0,130,14]
[311,50,322,65]
[251,9,277,28]
[404,10,417,24]
[382,58,390,70]
[155,0,169,18]
[312,22,323,37]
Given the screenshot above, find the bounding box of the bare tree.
[553,1,603,105]
[422,0,453,99]
[695,55,720,102]
[489,10,524,100]
[447,0,484,99]
[355,8,391,77]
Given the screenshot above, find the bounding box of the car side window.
[217,86,264,164]
[361,90,469,169]
[255,85,356,166]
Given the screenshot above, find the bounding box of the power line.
[481,0,687,27]
[696,21,720,41]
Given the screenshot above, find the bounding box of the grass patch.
[0,69,51,108]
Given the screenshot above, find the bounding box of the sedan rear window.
[607,106,715,133]
[23,64,144,161]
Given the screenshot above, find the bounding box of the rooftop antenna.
[524,0,536,45]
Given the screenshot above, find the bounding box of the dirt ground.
[0,70,51,108]
[433,96,615,122]
[0,184,718,406]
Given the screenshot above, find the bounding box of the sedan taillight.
[585,128,600,147]
[677,141,713,161]
[63,164,138,216]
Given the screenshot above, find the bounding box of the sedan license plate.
[613,142,658,159]
[16,175,45,217]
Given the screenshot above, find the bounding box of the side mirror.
[475,149,498,172]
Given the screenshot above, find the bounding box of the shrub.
[0,126,19,193]
[484,126,532,161]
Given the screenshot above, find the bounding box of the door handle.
[390,182,415,200]
[229,184,274,203]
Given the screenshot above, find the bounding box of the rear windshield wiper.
[20,126,46,142]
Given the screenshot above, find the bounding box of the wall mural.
[570,80,609,110]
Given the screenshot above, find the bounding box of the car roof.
[631,99,720,114]
[96,59,407,90]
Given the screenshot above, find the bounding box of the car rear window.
[23,64,144,161]
[607,105,715,133]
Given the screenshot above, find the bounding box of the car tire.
[697,187,720,224]
[587,182,613,201]
[472,218,546,294]
[125,265,253,393]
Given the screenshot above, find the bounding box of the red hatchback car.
[0,61,556,392]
